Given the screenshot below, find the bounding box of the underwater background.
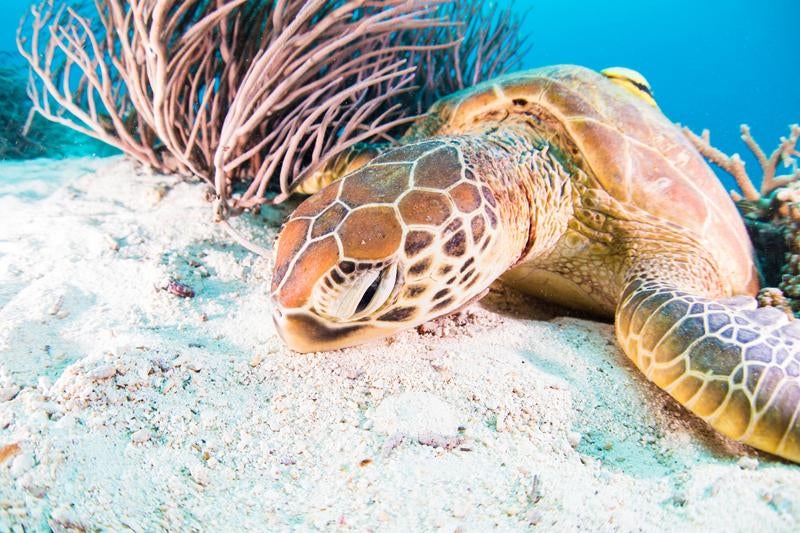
[1,0,798,191]
[3,4,800,528]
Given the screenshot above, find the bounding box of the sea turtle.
[270,65,800,463]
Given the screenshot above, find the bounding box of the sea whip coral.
[0,52,110,159]
[17,0,523,220]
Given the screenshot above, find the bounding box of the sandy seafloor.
[0,156,798,531]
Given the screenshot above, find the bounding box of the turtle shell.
[405,65,758,295]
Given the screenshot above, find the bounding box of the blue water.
[511,0,800,191]
[2,0,798,189]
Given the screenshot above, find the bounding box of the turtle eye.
[356,275,382,314]
[324,263,398,321]
[355,263,398,317]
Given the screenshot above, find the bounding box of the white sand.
[0,156,798,531]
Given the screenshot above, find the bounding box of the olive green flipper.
[292,143,388,195]
[616,278,800,462]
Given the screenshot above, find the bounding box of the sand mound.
[1,157,798,530]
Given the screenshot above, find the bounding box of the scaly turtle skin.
[270,65,800,463]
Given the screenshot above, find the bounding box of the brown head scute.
[462,268,477,283]
[405,285,426,298]
[409,258,431,275]
[451,182,482,212]
[379,307,416,322]
[481,186,497,207]
[399,190,452,225]
[414,146,463,189]
[339,207,402,260]
[471,215,486,243]
[405,231,434,257]
[434,289,450,300]
[277,236,339,308]
[443,230,467,257]
[432,297,455,311]
[329,269,344,284]
[293,180,340,217]
[340,164,410,206]
[444,218,463,234]
[311,203,348,238]
[460,257,475,273]
[272,218,310,290]
[484,205,498,228]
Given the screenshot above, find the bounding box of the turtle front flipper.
[616,274,800,462]
[291,143,388,196]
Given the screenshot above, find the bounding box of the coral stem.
[684,123,800,201]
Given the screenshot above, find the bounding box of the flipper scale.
[617,280,800,461]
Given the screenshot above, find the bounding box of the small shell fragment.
[87,365,117,380]
[166,279,195,298]
[0,442,21,464]
[737,456,759,470]
[566,431,581,448]
[0,385,20,402]
[189,463,210,486]
[131,429,152,444]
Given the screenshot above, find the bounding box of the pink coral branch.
[685,124,800,201]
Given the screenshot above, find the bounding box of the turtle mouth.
[319,263,399,322]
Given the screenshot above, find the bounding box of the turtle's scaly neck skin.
[502,168,727,316]
[270,126,573,352]
[489,124,576,265]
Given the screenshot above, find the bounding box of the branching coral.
[684,124,800,203]
[0,55,48,159]
[686,123,800,312]
[0,52,112,159]
[17,0,525,220]
[399,1,526,115]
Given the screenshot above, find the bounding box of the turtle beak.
[271,309,319,353]
[272,304,378,353]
